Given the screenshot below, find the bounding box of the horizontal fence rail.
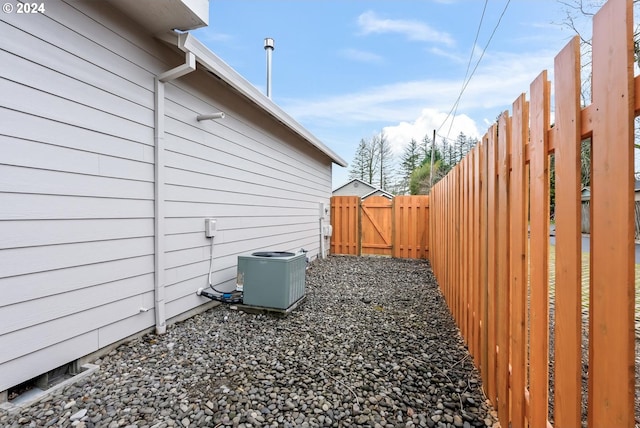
[428,0,635,426]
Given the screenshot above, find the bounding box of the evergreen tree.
[421,134,432,162]
[455,132,467,163]
[409,160,447,195]
[398,139,420,194]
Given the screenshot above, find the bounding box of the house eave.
[106,0,209,34]
[157,31,348,168]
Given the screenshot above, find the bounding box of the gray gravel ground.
[0,256,498,428]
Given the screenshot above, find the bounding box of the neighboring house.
[361,189,395,200]
[580,183,640,238]
[0,0,346,399]
[332,178,393,200]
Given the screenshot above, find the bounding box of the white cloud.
[357,11,454,46]
[383,109,481,155]
[283,49,557,126]
[429,46,466,64]
[282,47,559,161]
[339,48,384,64]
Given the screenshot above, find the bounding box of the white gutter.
[154,46,196,335]
[157,31,347,168]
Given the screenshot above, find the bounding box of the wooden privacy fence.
[330,195,430,259]
[429,1,636,427]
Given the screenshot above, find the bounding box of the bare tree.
[349,139,369,182]
[374,131,393,190]
[365,137,379,186]
[558,0,640,186]
[348,136,381,186]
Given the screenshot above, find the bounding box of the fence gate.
[330,195,429,259]
[361,196,393,256]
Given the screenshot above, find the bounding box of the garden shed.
[0,0,346,399]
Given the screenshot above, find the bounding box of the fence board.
[479,136,489,390]
[467,153,474,351]
[486,125,498,405]
[455,170,460,323]
[471,148,480,364]
[447,175,453,310]
[510,94,528,428]
[553,37,583,428]
[496,111,511,425]
[589,0,635,425]
[529,70,551,428]
[462,156,469,341]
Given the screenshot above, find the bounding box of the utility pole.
[429,129,436,191]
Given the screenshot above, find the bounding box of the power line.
[462,0,488,98]
[437,0,512,141]
[444,0,488,144]
[439,0,487,149]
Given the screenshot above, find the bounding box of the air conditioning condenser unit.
[237,251,306,310]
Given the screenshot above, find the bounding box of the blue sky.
[192,1,579,188]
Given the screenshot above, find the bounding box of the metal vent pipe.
[264,37,274,99]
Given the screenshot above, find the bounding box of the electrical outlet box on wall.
[319,202,326,219]
[204,218,217,237]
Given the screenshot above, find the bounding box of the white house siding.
[161,66,332,319]
[0,1,332,393]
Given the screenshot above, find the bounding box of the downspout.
[154,44,196,334]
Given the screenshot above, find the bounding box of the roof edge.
[332,178,376,193]
[157,31,348,167]
[361,188,394,199]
